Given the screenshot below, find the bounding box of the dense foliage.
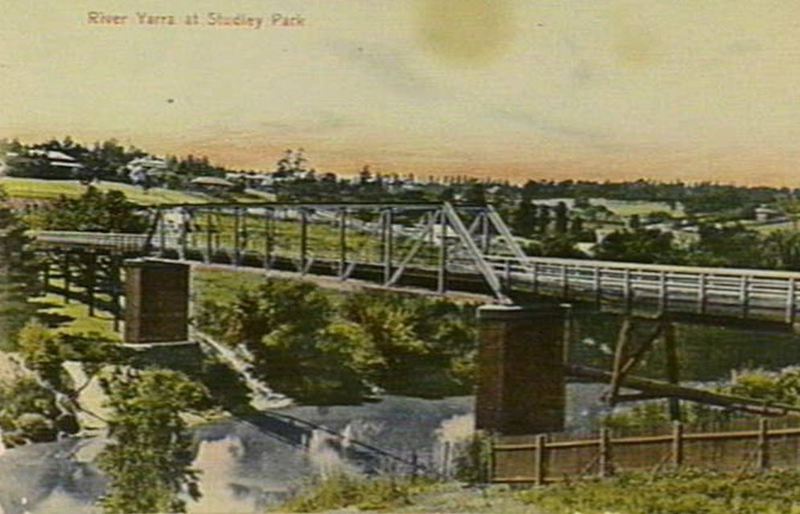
[34,186,148,233]
[195,277,477,403]
[97,368,209,514]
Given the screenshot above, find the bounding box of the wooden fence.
[491,419,800,484]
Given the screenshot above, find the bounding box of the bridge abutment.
[124,259,190,344]
[475,303,566,435]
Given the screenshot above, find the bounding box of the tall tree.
[97,369,209,514]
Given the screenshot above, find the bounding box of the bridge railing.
[485,255,800,322]
[32,231,152,252]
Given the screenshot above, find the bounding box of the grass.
[0,177,205,205]
[28,292,121,342]
[274,469,800,513]
[517,469,800,514]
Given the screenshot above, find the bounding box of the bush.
[281,473,436,512]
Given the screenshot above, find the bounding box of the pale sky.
[3,0,800,185]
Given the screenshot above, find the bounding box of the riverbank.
[272,468,800,513]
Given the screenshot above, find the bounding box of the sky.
[3,0,800,185]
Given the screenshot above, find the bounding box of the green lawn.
[0,177,205,205]
[29,293,121,342]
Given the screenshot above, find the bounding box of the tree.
[39,187,147,233]
[511,200,538,237]
[596,229,685,264]
[554,201,569,234]
[97,369,209,514]
[464,183,486,204]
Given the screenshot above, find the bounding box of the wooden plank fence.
[490,419,800,484]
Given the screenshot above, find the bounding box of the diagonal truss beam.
[443,203,510,303]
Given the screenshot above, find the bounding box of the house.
[754,205,783,222]
[27,149,85,172]
[190,176,235,191]
[126,157,168,176]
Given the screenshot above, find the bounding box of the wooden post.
[485,434,495,483]
[62,252,71,304]
[671,421,684,469]
[623,269,632,307]
[563,303,573,364]
[87,252,97,317]
[599,427,612,478]
[697,273,707,314]
[532,261,539,296]
[741,275,750,318]
[534,434,548,486]
[664,321,681,422]
[659,270,668,312]
[787,278,797,325]
[504,259,512,291]
[609,318,633,405]
[757,418,770,471]
[111,256,122,332]
[339,208,347,279]
[561,264,569,299]
[594,267,602,304]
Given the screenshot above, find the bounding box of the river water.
[3,271,800,513]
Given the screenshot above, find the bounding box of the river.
[3,269,800,513]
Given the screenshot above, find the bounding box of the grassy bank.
[274,469,800,513]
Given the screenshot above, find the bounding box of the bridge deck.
[32,228,800,326]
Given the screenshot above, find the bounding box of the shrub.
[281,473,436,512]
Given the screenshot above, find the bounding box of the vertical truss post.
[437,209,447,294]
[339,208,347,279]
[300,208,308,275]
[264,208,273,271]
[480,210,491,254]
[241,207,249,260]
[384,208,394,285]
[205,210,212,263]
[158,210,166,256]
[179,208,188,260]
[233,207,241,265]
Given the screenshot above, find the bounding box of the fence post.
[485,434,495,483]
[757,418,770,471]
[672,421,684,469]
[534,434,548,486]
[599,427,612,478]
[786,278,797,325]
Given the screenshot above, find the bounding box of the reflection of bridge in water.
[32,200,800,326]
